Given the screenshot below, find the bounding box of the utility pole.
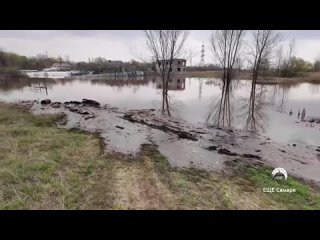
[200,41,205,66]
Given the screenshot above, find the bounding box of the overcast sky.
[1,30,320,64]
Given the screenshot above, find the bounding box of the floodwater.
[1,76,320,146]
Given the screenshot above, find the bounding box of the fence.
[73,71,145,81]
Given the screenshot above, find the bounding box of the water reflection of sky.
[1,77,319,145]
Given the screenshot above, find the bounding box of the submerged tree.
[246,30,281,131]
[208,30,245,127]
[275,45,283,75]
[281,39,296,77]
[144,30,189,116]
[315,55,320,71]
[249,31,281,87]
[211,30,245,84]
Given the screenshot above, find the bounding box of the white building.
[43,63,72,71]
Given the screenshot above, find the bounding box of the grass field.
[0,103,319,209]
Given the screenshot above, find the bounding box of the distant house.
[44,63,72,71]
[104,60,124,73]
[107,60,123,66]
[155,59,187,75]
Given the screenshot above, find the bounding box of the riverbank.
[257,72,320,84]
[1,102,320,209]
[185,71,221,78]
[186,71,320,84]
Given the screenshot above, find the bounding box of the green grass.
[0,102,319,209]
[241,166,320,210]
[144,146,320,209]
[0,103,108,209]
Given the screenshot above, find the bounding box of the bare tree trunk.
[208,30,245,128]
[276,45,283,76]
[283,39,295,77]
[144,30,189,116]
[246,30,281,131]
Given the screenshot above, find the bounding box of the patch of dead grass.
[0,103,318,209]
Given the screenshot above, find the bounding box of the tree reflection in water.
[161,92,171,116]
[0,78,54,93]
[269,84,290,113]
[239,84,268,133]
[156,77,186,117]
[239,83,295,133]
[206,80,234,129]
[155,91,184,119]
[207,80,270,133]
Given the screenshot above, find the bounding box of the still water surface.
[1,77,319,145]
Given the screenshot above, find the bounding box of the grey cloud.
[0,30,144,41]
[59,30,143,39]
[277,30,320,40]
[0,30,63,39]
[0,30,320,62]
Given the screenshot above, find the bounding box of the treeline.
[0,52,63,70]
[0,50,153,78]
[260,39,320,78]
[280,57,314,77]
[258,56,316,78]
[2,47,320,79]
[73,57,153,74]
[0,50,66,77]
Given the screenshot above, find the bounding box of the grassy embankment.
[186,71,320,84]
[0,103,319,209]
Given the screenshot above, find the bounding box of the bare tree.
[275,45,283,75]
[211,30,245,83]
[282,39,296,77]
[235,57,244,73]
[288,39,296,64]
[314,54,320,71]
[245,30,281,131]
[144,30,189,116]
[208,30,245,128]
[58,55,63,64]
[249,30,281,86]
[65,55,70,63]
[183,49,198,66]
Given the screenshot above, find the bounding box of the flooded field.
[1,77,320,146]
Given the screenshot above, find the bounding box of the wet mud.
[20,99,320,186]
